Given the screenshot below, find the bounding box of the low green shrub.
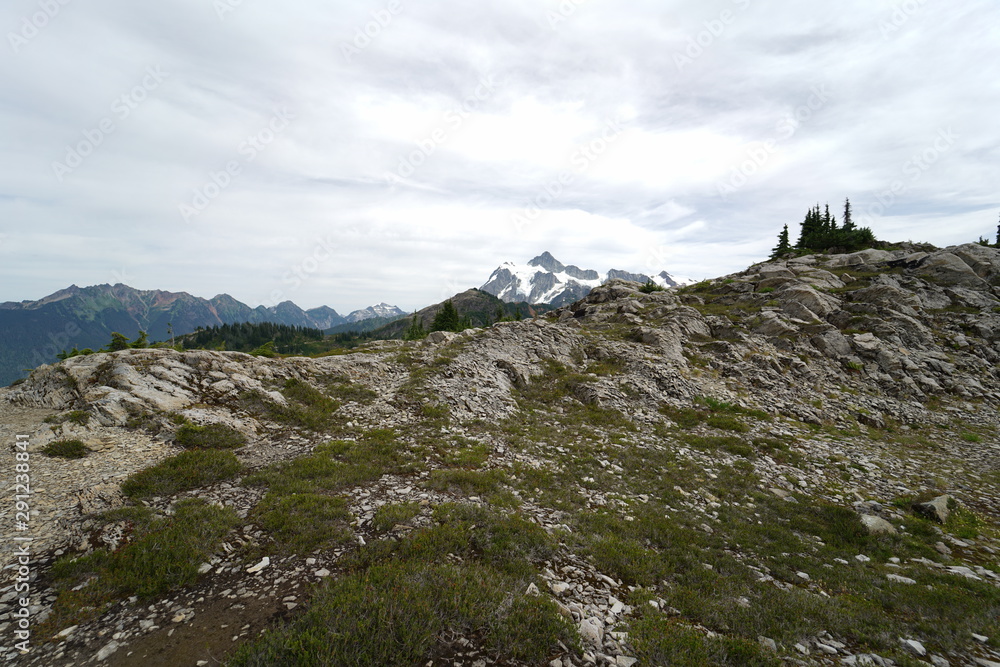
[41,439,89,459]
[175,422,247,449]
[227,561,576,666]
[121,450,242,498]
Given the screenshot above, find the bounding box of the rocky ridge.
[0,243,999,665]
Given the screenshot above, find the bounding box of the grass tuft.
[41,439,89,459]
[121,450,242,498]
[175,422,247,449]
[227,561,576,667]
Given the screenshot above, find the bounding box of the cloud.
[1,0,998,312]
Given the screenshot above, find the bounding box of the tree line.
[772,200,1000,260]
[182,322,325,353]
[770,198,877,259]
[403,300,524,340]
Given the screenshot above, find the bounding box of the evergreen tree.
[770,224,792,259]
[130,330,149,348]
[995,213,1000,247]
[796,205,822,248]
[794,198,877,254]
[843,198,855,231]
[106,332,130,352]
[403,313,427,340]
[430,300,461,332]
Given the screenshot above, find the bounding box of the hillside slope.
[1,243,999,666]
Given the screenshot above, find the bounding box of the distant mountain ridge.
[0,284,401,386]
[344,303,407,323]
[480,251,685,307]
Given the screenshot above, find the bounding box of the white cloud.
[1,0,998,313]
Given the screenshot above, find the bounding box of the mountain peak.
[527,251,565,273]
[482,252,683,306]
[345,303,407,324]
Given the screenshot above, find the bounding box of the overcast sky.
[2,0,998,312]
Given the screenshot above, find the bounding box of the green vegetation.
[430,299,472,333]
[41,439,89,459]
[175,422,247,449]
[425,468,507,499]
[255,492,352,554]
[181,322,325,355]
[628,618,779,666]
[44,499,238,630]
[372,502,423,532]
[57,330,151,359]
[237,378,340,431]
[639,280,666,293]
[43,410,90,426]
[402,312,427,340]
[660,396,770,434]
[227,561,573,667]
[769,223,791,259]
[245,431,421,553]
[230,503,574,666]
[121,450,243,498]
[770,198,879,256]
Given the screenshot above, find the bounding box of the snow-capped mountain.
[345,303,407,323]
[481,252,686,307]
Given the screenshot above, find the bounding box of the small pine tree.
[431,300,461,332]
[106,332,130,352]
[770,224,792,259]
[130,330,149,348]
[843,198,855,231]
[995,214,1000,247]
[403,313,426,340]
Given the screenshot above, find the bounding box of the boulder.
[860,515,897,535]
[779,286,839,321]
[851,285,923,315]
[917,252,988,288]
[914,495,953,523]
[811,330,852,358]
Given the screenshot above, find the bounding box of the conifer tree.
[823,204,834,231]
[106,332,130,352]
[843,198,855,231]
[430,300,461,332]
[403,313,426,340]
[130,330,149,348]
[770,224,792,259]
[797,205,822,248]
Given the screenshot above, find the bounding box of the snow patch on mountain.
[345,303,407,323]
[481,252,689,306]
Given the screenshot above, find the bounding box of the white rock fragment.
[900,638,926,656]
[579,617,604,647]
[550,581,571,595]
[96,641,120,661]
[247,556,270,574]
